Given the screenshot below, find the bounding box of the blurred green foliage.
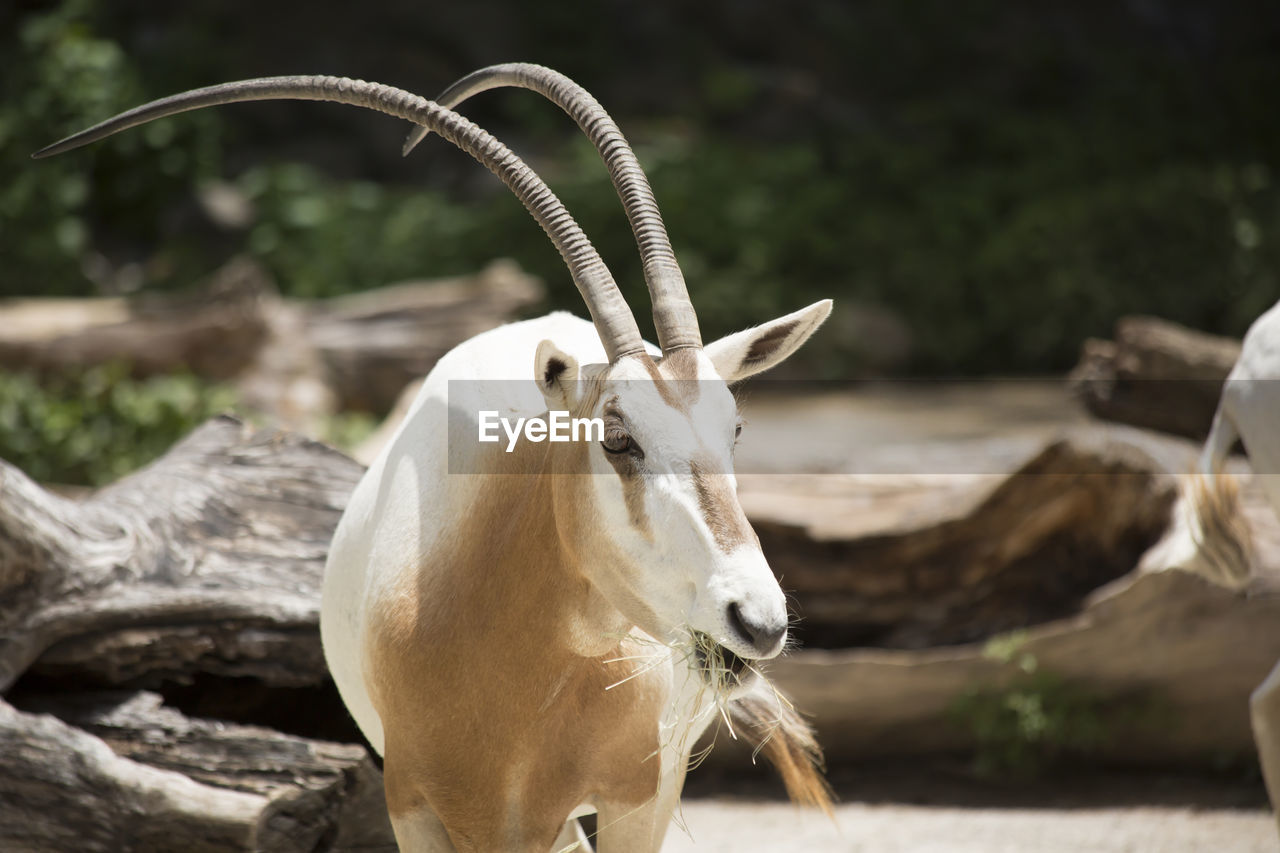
[948,632,1165,778]
[228,135,1280,375]
[235,163,514,300]
[0,364,236,486]
[948,636,1109,777]
[950,669,1111,778]
[0,0,223,296]
[3,0,1280,377]
[317,409,378,456]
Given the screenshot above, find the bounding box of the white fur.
[322,312,622,755]
[1206,300,1280,509]
[705,299,832,381]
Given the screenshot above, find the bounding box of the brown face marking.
[657,348,702,409]
[689,459,757,552]
[656,346,701,379]
[632,349,702,412]
[601,397,651,538]
[743,321,799,367]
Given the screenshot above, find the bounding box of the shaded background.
[5,0,1280,378]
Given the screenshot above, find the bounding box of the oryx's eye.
[600,406,642,459]
[602,428,634,455]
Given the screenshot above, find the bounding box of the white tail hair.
[1144,406,1253,589]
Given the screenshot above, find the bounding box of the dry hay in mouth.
[690,630,753,692]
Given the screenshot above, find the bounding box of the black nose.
[728,601,787,657]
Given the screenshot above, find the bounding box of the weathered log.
[0,415,363,693]
[0,258,271,381]
[767,549,1280,767]
[236,258,542,430]
[741,438,1177,649]
[0,690,394,852]
[735,432,1280,768]
[1070,315,1242,440]
[304,258,542,414]
[0,258,543,428]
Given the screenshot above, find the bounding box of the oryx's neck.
[364,416,673,833]
[381,431,631,665]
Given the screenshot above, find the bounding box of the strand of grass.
[604,655,670,691]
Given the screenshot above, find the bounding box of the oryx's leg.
[551,818,593,852]
[383,744,457,852]
[1251,658,1280,832]
[592,799,666,853]
[388,806,456,852]
[594,764,686,853]
[384,734,585,852]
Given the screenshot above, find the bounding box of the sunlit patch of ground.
[662,800,1275,852]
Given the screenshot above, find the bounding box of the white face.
[538,299,831,678]
[573,351,789,669]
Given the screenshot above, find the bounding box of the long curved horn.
[403,63,703,353]
[33,75,647,362]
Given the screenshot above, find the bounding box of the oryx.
[36,64,833,852]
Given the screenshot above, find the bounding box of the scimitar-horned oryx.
[36,64,834,852]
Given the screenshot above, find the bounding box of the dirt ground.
[733,380,1090,476]
[665,765,1276,852]
[661,800,1275,852]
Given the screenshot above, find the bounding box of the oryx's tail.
[1184,408,1253,589]
[729,680,833,815]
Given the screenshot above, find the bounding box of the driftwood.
[0,415,362,693]
[1070,315,1242,440]
[0,416,387,851]
[741,438,1176,649]
[0,258,270,381]
[0,257,543,428]
[0,690,393,852]
[768,551,1280,767]
[305,258,542,414]
[237,258,544,426]
[739,432,1280,767]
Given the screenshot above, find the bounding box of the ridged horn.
[403,63,703,353]
[32,75,647,362]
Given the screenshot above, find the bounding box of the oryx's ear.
[705,300,833,382]
[535,339,581,409]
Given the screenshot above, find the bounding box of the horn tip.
[401,126,429,157]
[33,132,91,159]
[31,141,65,159]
